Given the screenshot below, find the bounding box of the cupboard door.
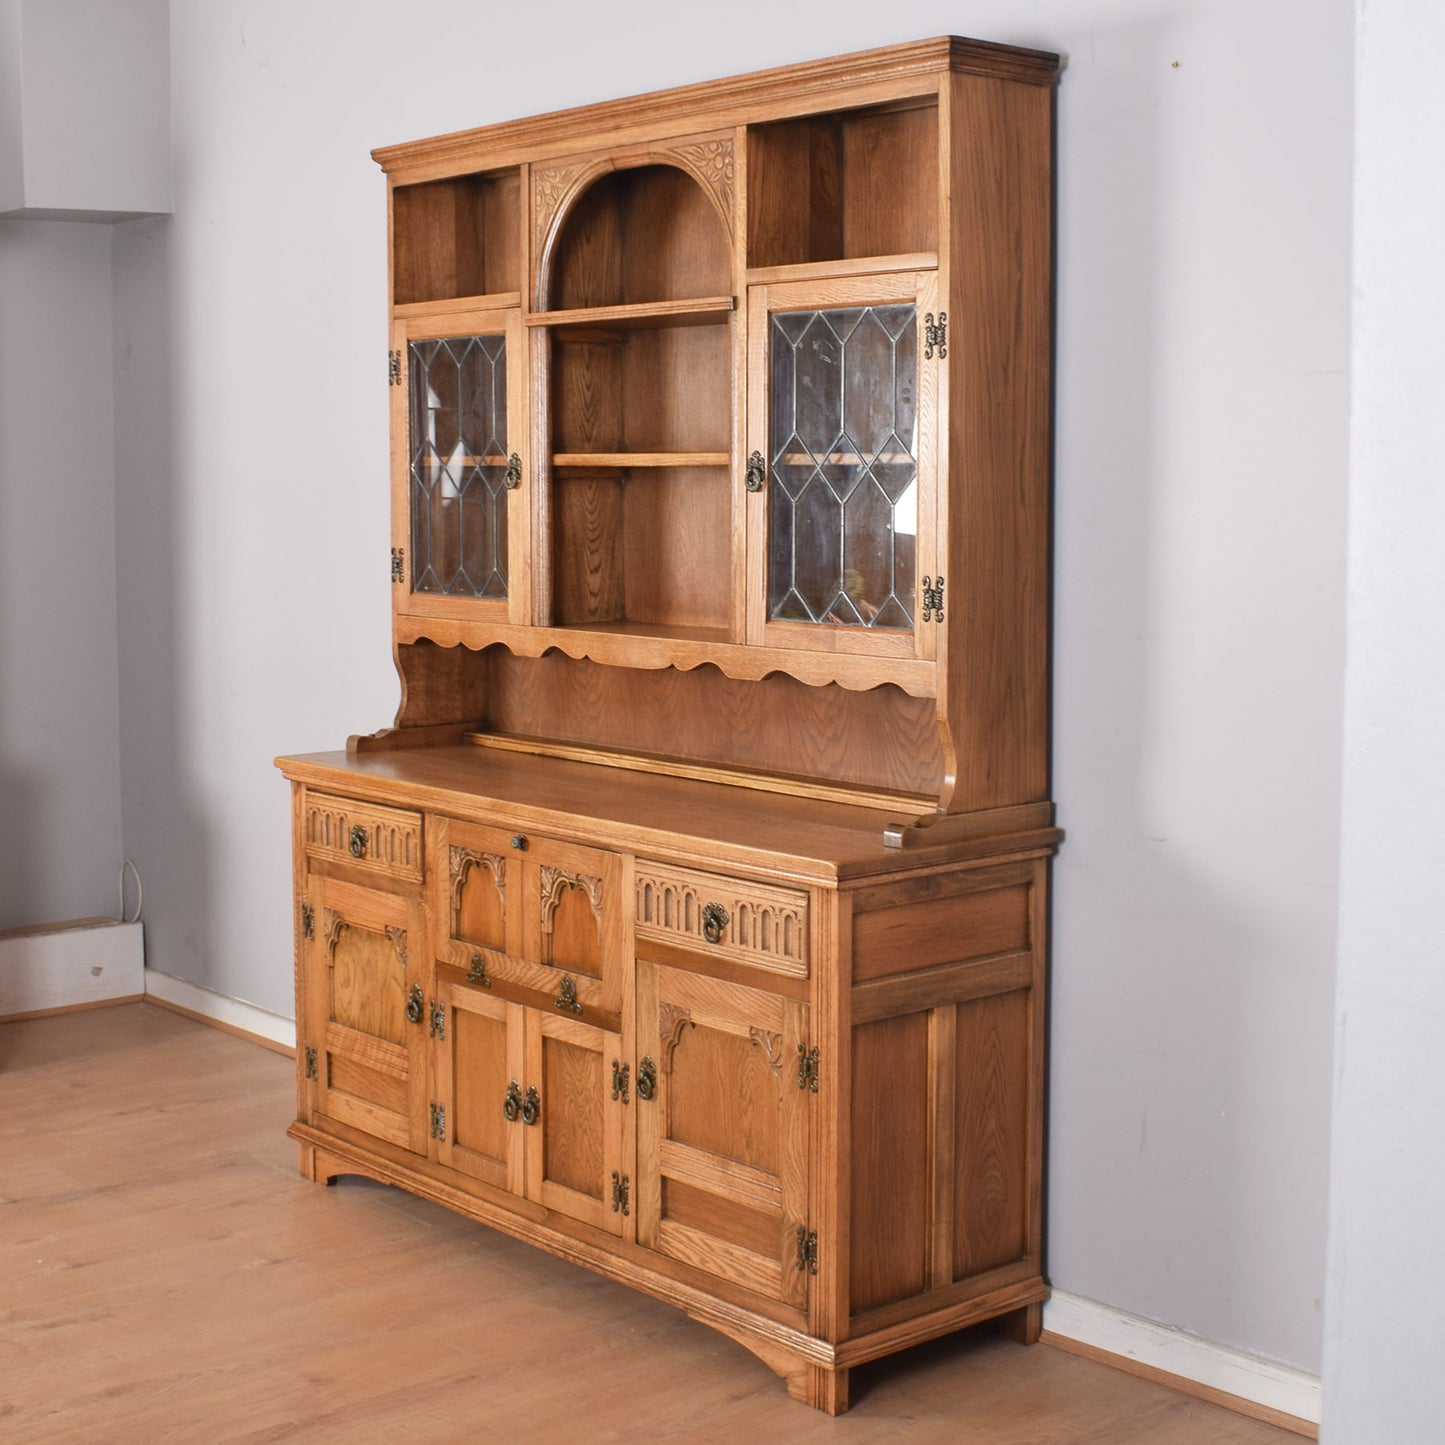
[746,271,939,662]
[435,982,524,1194]
[635,963,809,1308]
[437,820,629,1019]
[523,1011,629,1237]
[390,306,527,626]
[305,874,428,1154]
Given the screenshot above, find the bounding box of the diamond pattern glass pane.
[408,335,509,598]
[767,305,917,629]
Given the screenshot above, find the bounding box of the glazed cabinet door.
[635,962,810,1309]
[390,306,527,626]
[436,817,630,1019]
[302,874,429,1154]
[746,271,940,663]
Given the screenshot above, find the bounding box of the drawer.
[304,792,423,881]
[634,862,808,978]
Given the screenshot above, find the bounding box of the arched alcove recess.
[537,158,732,310]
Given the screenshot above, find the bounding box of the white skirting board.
[142,968,296,1051]
[0,917,145,1016]
[1043,1289,1322,1426]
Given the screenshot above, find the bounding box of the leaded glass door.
[745,273,938,661]
[390,307,526,624]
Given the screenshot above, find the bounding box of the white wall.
[0,219,124,928]
[1322,1,1445,1437]
[101,0,1352,1383]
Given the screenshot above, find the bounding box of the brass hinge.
[300,902,314,941]
[303,1044,318,1081]
[921,575,945,623]
[430,1101,447,1141]
[924,311,948,360]
[388,349,402,386]
[611,1059,630,1105]
[797,1044,820,1093]
[611,1171,631,1216]
[391,547,405,584]
[795,1226,819,1275]
[429,999,446,1040]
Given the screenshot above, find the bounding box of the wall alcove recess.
[278,35,1061,1415]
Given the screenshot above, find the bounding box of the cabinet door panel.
[390,306,527,626]
[306,875,427,1154]
[746,271,938,662]
[437,984,524,1192]
[636,964,808,1307]
[524,1012,627,1236]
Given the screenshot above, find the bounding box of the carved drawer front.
[635,863,808,978]
[305,792,423,881]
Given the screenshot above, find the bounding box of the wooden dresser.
[277,35,1061,1414]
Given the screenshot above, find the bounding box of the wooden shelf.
[530,296,735,330]
[745,253,937,286]
[552,452,729,470]
[394,292,522,320]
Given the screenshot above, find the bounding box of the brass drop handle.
[467,951,491,988]
[348,824,369,859]
[744,450,766,493]
[504,452,522,490]
[406,983,424,1025]
[636,1055,657,1102]
[503,1079,522,1122]
[520,1085,541,1127]
[701,902,729,945]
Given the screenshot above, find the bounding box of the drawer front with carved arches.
[304,791,423,881]
[635,863,809,978]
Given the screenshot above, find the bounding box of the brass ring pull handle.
[520,1085,541,1127]
[504,452,522,490]
[701,902,729,945]
[744,450,766,493]
[503,1080,523,1122]
[348,824,369,859]
[636,1055,657,1102]
[406,983,424,1025]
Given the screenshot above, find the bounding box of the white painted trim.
[143,968,296,1052]
[0,919,145,1016]
[1044,1290,1321,1426]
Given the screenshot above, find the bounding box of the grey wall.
[0,219,123,927]
[11,0,1349,1390]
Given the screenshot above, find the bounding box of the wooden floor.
[1,1005,1300,1444]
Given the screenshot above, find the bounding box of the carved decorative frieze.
[635,865,808,976]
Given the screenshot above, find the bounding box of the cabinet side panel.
[940,73,1054,810]
[954,988,1030,1278]
[850,1012,930,1314]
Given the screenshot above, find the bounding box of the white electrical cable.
[118,857,143,924]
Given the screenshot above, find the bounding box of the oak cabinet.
[281,35,1060,1416]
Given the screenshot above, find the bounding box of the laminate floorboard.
[1,1005,1302,1443]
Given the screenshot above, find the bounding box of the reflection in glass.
[408,336,509,597]
[767,305,917,629]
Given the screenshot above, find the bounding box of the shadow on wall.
[0,768,42,929]
[111,213,217,996]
